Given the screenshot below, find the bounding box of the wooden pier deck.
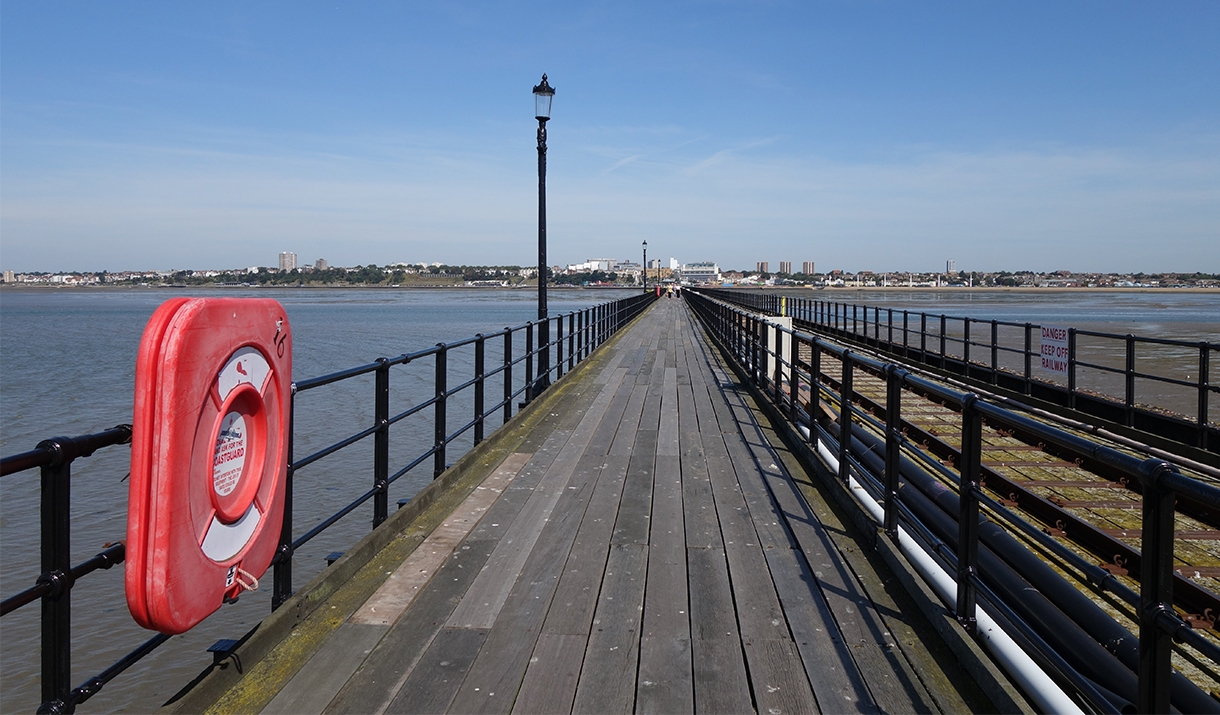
[188,298,1014,715]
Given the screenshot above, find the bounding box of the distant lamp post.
[533,74,555,395]
[642,240,648,290]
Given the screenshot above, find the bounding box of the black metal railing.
[701,289,1219,454]
[686,289,1220,715]
[0,290,656,714]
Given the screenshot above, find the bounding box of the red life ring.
[126,298,291,634]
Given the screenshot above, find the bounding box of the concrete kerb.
[164,299,658,713]
[694,312,1036,715]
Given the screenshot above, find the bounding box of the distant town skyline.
[2,4,1217,274]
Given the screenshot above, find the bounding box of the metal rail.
[0,291,656,714]
[702,289,1219,455]
[686,289,1220,714]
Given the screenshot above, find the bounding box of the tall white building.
[802,261,815,275]
[946,259,956,274]
[680,262,720,284]
[280,252,298,271]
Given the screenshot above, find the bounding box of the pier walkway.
[192,298,1008,714]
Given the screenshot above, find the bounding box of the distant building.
[802,261,815,275]
[2,270,13,283]
[680,262,720,284]
[279,252,298,271]
[315,258,328,271]
[669,257,679,270]
[946,259,956,274]
[778,261,791,275]
[756,261,769,274]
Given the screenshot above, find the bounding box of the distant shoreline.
[1,284,1217,294]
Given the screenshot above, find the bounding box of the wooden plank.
[637,453,692,713]
[323,539,497,715]
[611,429,657,545]
[447,371,625,630]
[572,543,649,714]
[693,635,755,714]
[676,382,699,435]
[543,455,630,636]
[585,372,634,456]
[657,367,680,457]
[383,627,488,715]
[262,623,388,715]
[744,639,822,715]
[510,633,585,715]
[681,433,721,550]
[352,452,532,626]
[445,453,604,715]
[609,384,648,456]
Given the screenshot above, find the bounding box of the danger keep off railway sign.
[1040,325,1070,376]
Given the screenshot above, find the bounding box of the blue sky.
[2,2,1217,274]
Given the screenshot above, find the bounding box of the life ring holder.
[126,298,291,635]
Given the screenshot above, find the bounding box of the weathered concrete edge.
[699,323,1036,715]
[164,301,656,714]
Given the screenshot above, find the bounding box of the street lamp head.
[642,240,647,247]
[533,74,555,120]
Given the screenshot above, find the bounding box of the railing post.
[1126,334,1137,427]
[884,365,903,541]
[373,358,390,527]
[787,332,798,421]
[1068,328,1078,409]
[556,316,564,379]
[1137,459,1178,714]
[838,351,853,484]
[503,328,513,422]
[887,308,894,347]
[568,313,575,371]
[920,313,927,361]
[273,389,296,610]
[939,315,947,369]
[810,340,822,450]
[852,304,858,335]
[434,343,448,479]
[37,440,72,714]
[474,335,485,445]
[956,394,981,634]
[963,319,971,373]
[524,323,534,403]
[903,310,910,358]
[1199,345,1210,451]
[1023,323,1033,395]
[771,323,782,400]
[874,306,880,344]
[990,320,999,385]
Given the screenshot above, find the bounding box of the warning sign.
[1040,325,1070,376]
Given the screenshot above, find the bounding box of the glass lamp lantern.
[533,74,555,120]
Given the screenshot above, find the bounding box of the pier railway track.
[793,338,1220,623]
[772,331,1220,696]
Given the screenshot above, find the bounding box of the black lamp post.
[642,240,648,290]
[533,74,554,394]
